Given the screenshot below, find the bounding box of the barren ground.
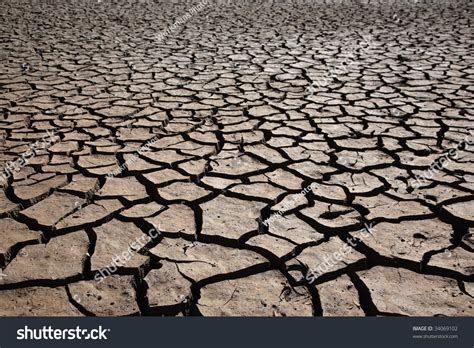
[0,0,473,316]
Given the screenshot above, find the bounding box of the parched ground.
[0,0,473,316]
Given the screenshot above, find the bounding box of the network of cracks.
[0,0,473,316]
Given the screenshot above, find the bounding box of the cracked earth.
[0,0,473,316]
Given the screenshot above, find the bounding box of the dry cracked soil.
[0,0,473,316]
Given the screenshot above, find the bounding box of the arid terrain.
[0,0,473,316]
